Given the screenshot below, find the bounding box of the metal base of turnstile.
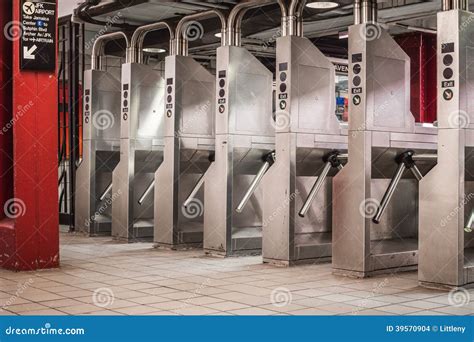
[419,247,474,289]
[333,237,418,278]
[204,227,263,257]
[155,222,203,249]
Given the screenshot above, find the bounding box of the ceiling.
[74,0,456,63]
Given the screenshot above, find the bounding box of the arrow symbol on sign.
[24,45,37,60]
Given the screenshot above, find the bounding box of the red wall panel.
[0,0,59,270]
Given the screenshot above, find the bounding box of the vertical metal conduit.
[130,21,175,63]
[91,31,132,70]
[175,9,228,56]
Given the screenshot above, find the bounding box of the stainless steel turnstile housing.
[262,34,348,265]
[419,8,474,288]
[75,34,126,236]
[154,54,215,248]
[332,23,437,277]
[204,45,274,256]
[111,62,165,241]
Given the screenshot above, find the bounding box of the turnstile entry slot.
[373,151,433,224]
[299,151,347,218]
[236,152,275,214]
[138,180,155,206]
[183,154,215,209]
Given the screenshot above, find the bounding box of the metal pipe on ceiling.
[130,21,175,63]
[91,31,131,70]
[175,9,228,56]
[442,0,468,11]
[228,0,275,46]
[288,0,306,36]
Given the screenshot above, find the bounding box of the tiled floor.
[0,233,472,316]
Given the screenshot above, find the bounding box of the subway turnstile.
[332,10,437,277]
[419,6,474,288]
[75,32,129,236]
[262,31,348,266]
[111,23,173,242]
[204,46,274,256]
[154,11,225,249]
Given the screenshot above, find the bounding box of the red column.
[396,32,438,124]
[0,0,59,270]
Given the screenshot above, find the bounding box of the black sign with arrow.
[20,0,57,71]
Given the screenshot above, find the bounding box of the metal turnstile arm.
[183,154,215,209]
[373,150,434,224]
[99,182,113,202]
[138,180,155,205]
[466,211,474,232]
[372,162,406,224]
[298,151,347,218]
[235,152,275,213]
[183,169,209,208]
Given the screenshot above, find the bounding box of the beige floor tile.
[129,296,170,305]
[7,303,50,313]
[42,298,84,308]
[288,308,333,316]
[173,306,220,316]
[182,296,224,306]
[229,307,278,315]
[259,303,307,313]
[402,300,446,310]
[21,309,67,315]
[114,306,158,315]
[60,304,105,314]
[376,305,423,315]
[149,301,189,311]
[204,301,250,311]
[3,233,441,316]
